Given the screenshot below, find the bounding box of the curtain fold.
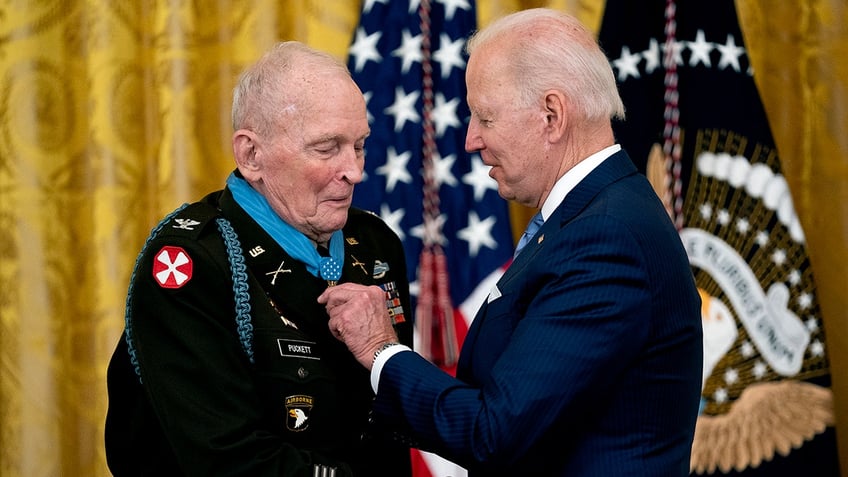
[0,2,362,475]
[736,0,848,464]
[1,1,844,475]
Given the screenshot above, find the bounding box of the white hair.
[231,41,351,137]
[466,8,625,122]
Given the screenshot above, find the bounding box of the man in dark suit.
[320,8,703,476]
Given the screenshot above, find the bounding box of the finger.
[317,283,361,307]
[328,317,345,341]
[316,288,329,304]
[317,285,346,304]
[318,289,346,312]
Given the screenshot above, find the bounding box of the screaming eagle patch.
[285,395,313,432]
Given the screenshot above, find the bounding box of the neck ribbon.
[226,173,343,285]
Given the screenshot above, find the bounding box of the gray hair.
[466,8,625,122]
[231,41,351,137]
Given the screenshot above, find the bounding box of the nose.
[465,120,483,153]
[340,146,364,184]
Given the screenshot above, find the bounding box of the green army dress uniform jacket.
[105,186,413,476]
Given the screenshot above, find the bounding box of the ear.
[543,90,568,142]
[232,129,261,181]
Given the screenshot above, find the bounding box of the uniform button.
[297,367,308,378]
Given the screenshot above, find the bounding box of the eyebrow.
[306,132,370,147]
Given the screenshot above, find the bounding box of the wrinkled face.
[252,72,369,242]
[464,45,550,208]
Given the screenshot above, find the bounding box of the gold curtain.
[0,1,845,476]
[0,2,362,475]
[735,0,848,466]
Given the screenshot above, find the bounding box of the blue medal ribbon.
[226,173,343,284]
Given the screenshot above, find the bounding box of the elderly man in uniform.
[105,42,413,476]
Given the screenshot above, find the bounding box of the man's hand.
[318,283,399,370]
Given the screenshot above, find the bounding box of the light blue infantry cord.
[215,216,254,364]
[124,204,255,384]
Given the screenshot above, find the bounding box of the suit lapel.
[459,151,639,378]
[499,150,638,286]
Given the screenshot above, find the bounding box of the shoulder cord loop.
[124,204,190,383]
[124,205,255,384]
[215,216,255,364]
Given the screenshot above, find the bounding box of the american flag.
[347,0,513,475]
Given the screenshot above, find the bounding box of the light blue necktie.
[514,212,544,258]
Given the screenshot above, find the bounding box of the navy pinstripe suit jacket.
[374,150,703,476]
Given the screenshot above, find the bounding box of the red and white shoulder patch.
[152,246,193,288]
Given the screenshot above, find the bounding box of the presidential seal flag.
[599,0,840,475]
[347,0,513,476]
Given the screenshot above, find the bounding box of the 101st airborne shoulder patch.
[285,395,314,432]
